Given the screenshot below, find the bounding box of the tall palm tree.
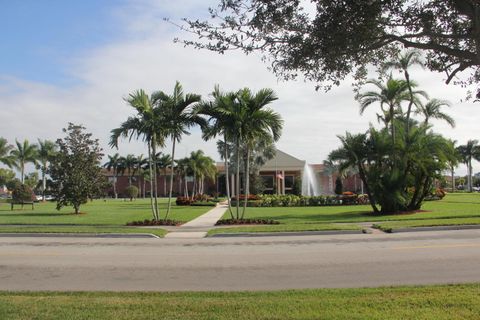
[110,89,166,221]
[416,99,455,128]
[456,140,480,192]
[188,150,216,196]
[10,139,38,184]
[357,76,427,144]
[382,49,424,132]
[197,86,239,218]
[103,153,122,199]
[154,81,204,220]
[37,139,57,201]
[236,88,283,219]
[0,138,15,168]
[175,157,192,198]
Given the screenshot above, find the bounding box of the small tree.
[12,184,34,204]
[125,185,139,201]
[49,123,106,214]
[334,177,343,195]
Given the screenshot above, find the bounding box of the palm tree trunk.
[241,148,250,219]
[147,143,156,220]
[163,169,167,196]
[42,166,47,201]
[451,167,455,193]
[21,163,25,184]
[113,173,118,199]
[404,71,414,135]
[165,138,176,220]
[224,136,234,219]
[468,160,473,192]
[236,137,240,220]
[152,140,160,220]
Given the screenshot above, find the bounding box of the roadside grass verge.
[225,193,480,225]
[207,223,360,236]
[373,217,480,233]
[0,199,210,226]
[0,225,167,237]
[0,284,479,320]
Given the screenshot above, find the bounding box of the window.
[261,175,274,190]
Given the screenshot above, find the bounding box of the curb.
[0,233,160,239]
[209,230,363,237]
[388,224,480,233]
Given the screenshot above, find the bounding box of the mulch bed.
[215,219,280,226]
[126,219,183,226]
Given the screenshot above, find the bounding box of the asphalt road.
[0,229,479,291]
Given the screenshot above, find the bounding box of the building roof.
[260,149,306,171]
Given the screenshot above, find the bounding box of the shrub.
[176,197,193,206]
[12,184,34,203]
[125,186,139,201]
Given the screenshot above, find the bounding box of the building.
[102,149,363,197]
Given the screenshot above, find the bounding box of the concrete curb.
[209,229,363,237]
[388,224,480,233]
[0,233,160,238]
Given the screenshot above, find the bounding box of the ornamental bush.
[125,185,139,201]
[12,184,34,203]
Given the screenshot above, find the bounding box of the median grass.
[0,225,167,237]
[208,223,360,236]
[373,217,480,233]
[0,284,479,319]
[0,198,210,226]
[218,193,480,233]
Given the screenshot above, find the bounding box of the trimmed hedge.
[232,194,370,207]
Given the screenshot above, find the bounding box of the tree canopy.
[180,0,480,97]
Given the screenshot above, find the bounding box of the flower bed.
[126,219,183,226]
[215,218,280,225]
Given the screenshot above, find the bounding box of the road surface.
[0,229,479,291]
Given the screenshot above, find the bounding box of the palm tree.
[236,88,283,219]
[135,154,147,197]
[175,157,192,198]
[119,154,137,186]
[416,99,455,128]
[154,81,204,220]
[103,153,122,199]
[447,140,460,192]
[456,140,480,192]
[382,49,424,132]
[37,139,57,201]
[110,89,166,221]
[154,152,172,196]
[357,75,427,144]
[10,139,38,184]
[188,150,216,197]
[197,86,239,218]
[0,138,15,168]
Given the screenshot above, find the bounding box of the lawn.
[0,284,479,320]
[213,193,480,234]
[0,198,210,226]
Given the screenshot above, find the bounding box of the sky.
[0,0,479,176]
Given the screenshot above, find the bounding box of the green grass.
[226,193,480,223]
[0,225,167,237]
[0,284,479,319]
[373,217,480,233]
[0,198,210,226]
[208,223,360,236]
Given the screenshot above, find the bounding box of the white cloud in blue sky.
[0,0,479,176]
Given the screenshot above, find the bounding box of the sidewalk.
[165,204,227,239]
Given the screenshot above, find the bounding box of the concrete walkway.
[165,204,228,239]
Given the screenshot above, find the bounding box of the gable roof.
[261,149,306,171]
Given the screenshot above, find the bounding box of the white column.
[282,170,286,195]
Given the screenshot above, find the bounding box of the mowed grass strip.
[208,223,360,236]
[0,199,210,226]
[223,193,480,226]
[373,217,480,233]
[0,284,479,320]
[0,225,167,237]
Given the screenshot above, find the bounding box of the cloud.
[0,0,479,177]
